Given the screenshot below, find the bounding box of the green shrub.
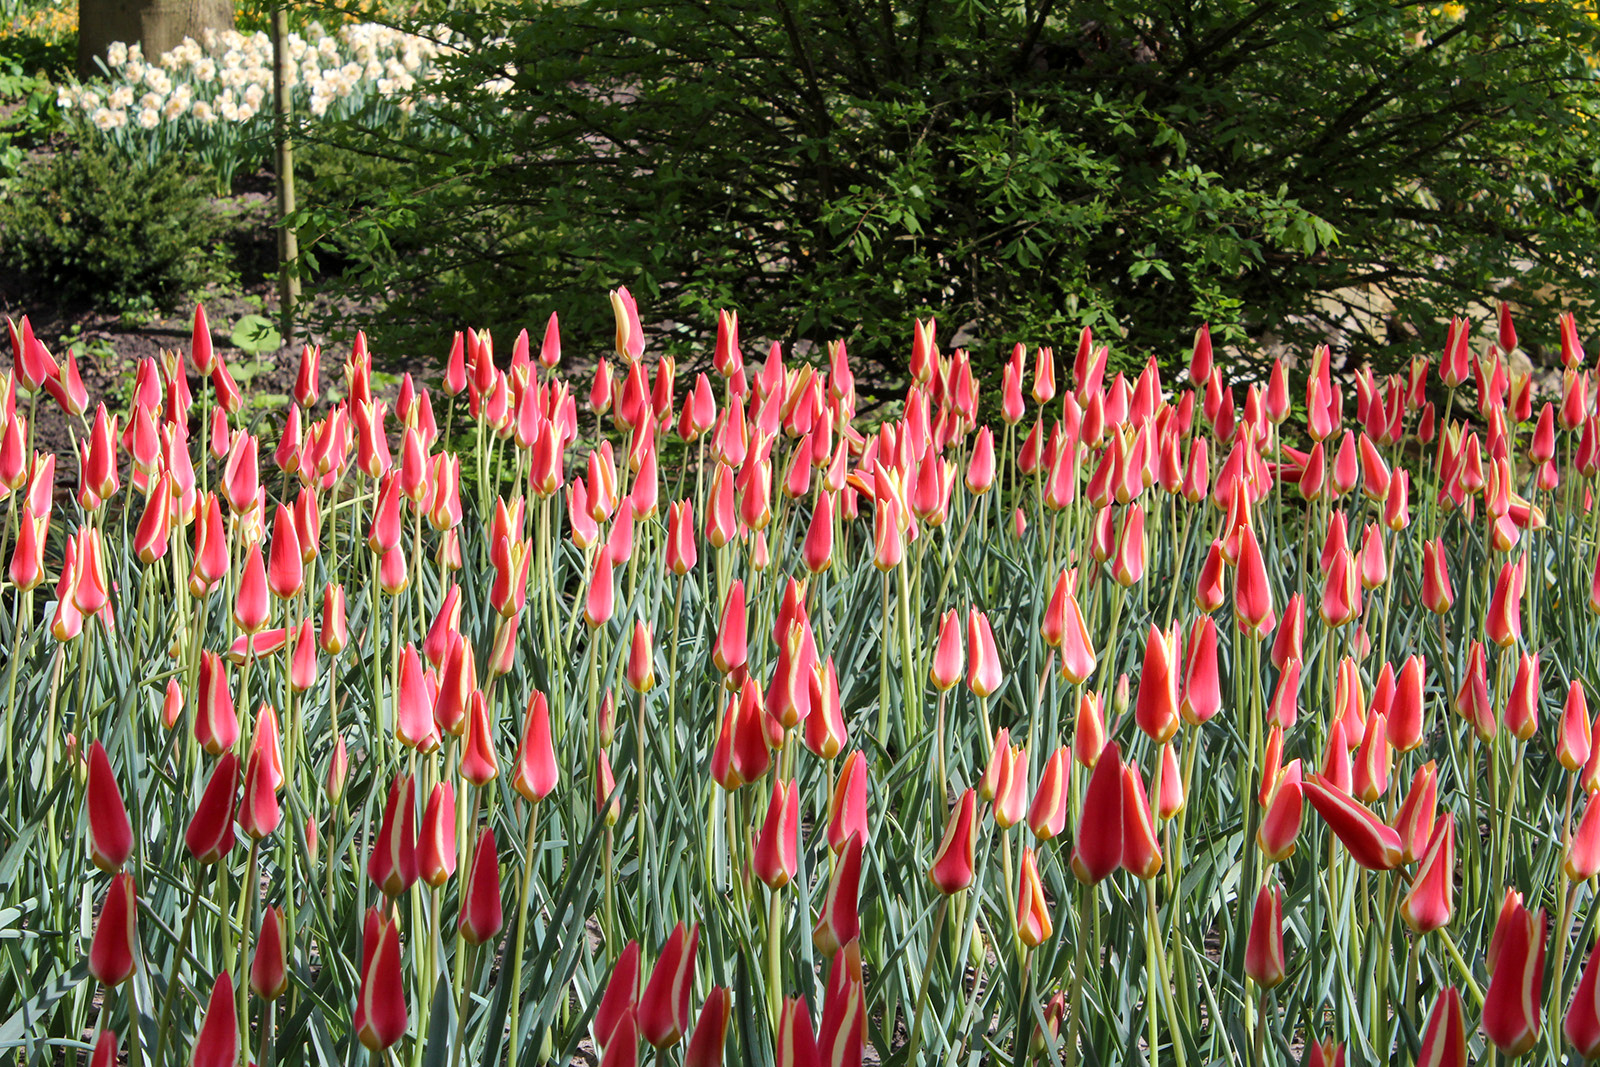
[0,137,228,311]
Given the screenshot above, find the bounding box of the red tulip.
[1134,624,1180,744]
[1486,558,1525,649]
[684,986,732,1067]
[89,1029,118,1067]
[194,650,238,755]
[1243,883,1286,989]
[1394,761,1438,863]
[1026,747,1070,842]
[1566,939,1600,1058]
[1180,615,1221,725]
[813,832,863,956]
[319,583,348,654]
[458,827,504,946]
[1482,897,1545,1056]
[1456,641,1496,742]
[826,751,869,854]
[513,690,558,802]
[1121,760,1162,880]
[1257,760,1303,862]
[355,908,408,1050]
[1504,651,1541,741]
[1567,794,1600,881]
[394,644,440,753]
[639,922,700,1048]
[250,906,289,1000]
[1234,524,1276,638]
[930,609,962,691]
[417,782,457,888]
[1352,711,1390,803]
[186,753,239,864]
[190,972,239,1067]
[776,997,821,1067]
[1561,682,1592,772]
[1111,504,1146,586]
[929,789,978,895]
[804,656,847,760]
[1401,814,1455,934]
[368,775,418,897]
[1073,692,1106,768]
[1071,742,1123,884]
[966,608,1002,698]
[1420,987,1468,1067]
[460,691,500,786]
[85,741,132,872]
[1016,845,1053,948]
[818,944,864,1067]
[595,941,641,1047]
[754,777,800,889]
[1302,776,1402,870]
[236,751,281,844]
[87,872,137,986]
[1386,655,1426,752]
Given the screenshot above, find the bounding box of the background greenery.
[290,0,1600,381]
[3,0,1600,377]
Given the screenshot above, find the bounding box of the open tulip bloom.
[14,296,1600,1065]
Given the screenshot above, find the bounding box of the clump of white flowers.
[57,22,511,189]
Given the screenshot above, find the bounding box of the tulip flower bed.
[3,291,1599,1067]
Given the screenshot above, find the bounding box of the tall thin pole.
[272,2,301,344]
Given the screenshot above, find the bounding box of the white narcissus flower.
[137,107,158,129]
[91,107,117,131]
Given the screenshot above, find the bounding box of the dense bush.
[296,0,1600,379]
[0,137,227,310]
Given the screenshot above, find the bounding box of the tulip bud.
[776,997,819,1067]
[417,783,457,889]
[826,751,869,854]
[1135,625,1180,744]
[685,987,732,1067]
[460,692,499,787]
[238,745,281,840]
[1121,760,1162,880]
[928,789,978,895]
[87,873,138,986]
[1482,898,1546,1057]
[1026,747,1070,842]
[1243,884,1286,989]
[1257,760,1303,862]
[754,778,800,890]
[85,741,133,872]
[812,830,863,957]
[1015,845,1053,948]
[354,909,408,1050]
[190,972,239,1067]
[639,922,700,1049]
[460,827,504,946]
[1070,742,1123,885]
[930,609,963,691]
[369,775,418,897]
[1302,777,1402,870]
[966,608,1002,698]
[250,906,289,1000]
[1403,810,1456,938]
[595,941,641,1048]
[1566,940,1600,1058]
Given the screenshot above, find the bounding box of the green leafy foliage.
[0,137,229,311]
[230,312,282,354]
[296,0,1600,381]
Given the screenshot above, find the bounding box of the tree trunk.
[76,0,234,78]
